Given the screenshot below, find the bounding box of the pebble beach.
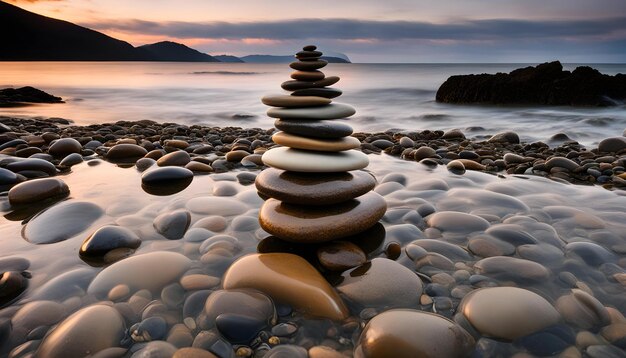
[1,48,626,357]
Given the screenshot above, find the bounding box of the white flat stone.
[262,147,369,172]
[267,103,356,120]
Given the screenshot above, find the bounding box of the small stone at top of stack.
[256,45,387,247]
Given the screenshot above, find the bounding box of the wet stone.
[142,167,193,195]
[36,304,125,358]
[23,201,104,244]
[59,153,84,167]
[556,289,611,330]
[8,178,69,205]
[5,158,57,176]
[0,271,28,307]
[154,210,191,240]
[458,287,561,340]
[272,131,360,152]
[88,251,191,296]
[317,241,367,271]
[223,253,348,320]
[336,258,423,310]
[474,256,550,283]
[255,168,376,206]
[48,138,82,157]
[157,150,191,167]
[427,211,490,233]
[106,143,148,160]
[355,309,475,358]
[132,316,168,342]
[262,147,369,172]
[259,192,386,243]
[80,225,141,259]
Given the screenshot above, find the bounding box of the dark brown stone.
[291,70,325,82]
[259,192,387,243]
[255,168,376,205]
[317,241,367,271]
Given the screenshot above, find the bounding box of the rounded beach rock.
[255,168,376,206]
[87,251,191,296]
[8,178,69,205]
[223,253,348,320]
[262,147,369,172]
[267,103,355,120]
[354,309,475,358]
[291,87,343,99]
[80,225,141,258]
[106,143,148,160]
[35,304,125,358]
[259,192,387,243]
[272,131,360,152]
[48,138,82,157]
[336,258,423,309]
[458,287,561,340]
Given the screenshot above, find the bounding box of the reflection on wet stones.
[23,201,104,244]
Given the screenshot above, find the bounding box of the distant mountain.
[214,55,245,63]
[0,0,147,61]
[241,55,351,63]
[138,41,219,62]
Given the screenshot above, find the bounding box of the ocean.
[1,62,625,146]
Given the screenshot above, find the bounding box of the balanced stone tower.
[255,45,387,246]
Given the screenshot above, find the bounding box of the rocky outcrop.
[436,61,626,106]
[0,87,63,107]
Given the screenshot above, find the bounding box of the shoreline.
[1,116,625,190]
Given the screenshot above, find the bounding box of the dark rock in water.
[598,137,626,153]
[215,313,267,344]
[5,158,57,176]
[141,167,193,195]
[0,167,24,186]
[80,225,141,260]
[317,241,367,271]
[436,61,626,106]
[131,316,168,342]
[59,153,83,167]
[0,86,63,107]
[48,138,82,157]
[488,131,520,144]
[0,271,28,307]
[153,210,191,240]
[255,168,376,206]
[8,178,69,205]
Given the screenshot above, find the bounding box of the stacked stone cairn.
[255,45,387,258]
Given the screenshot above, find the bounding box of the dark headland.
[436,61,626,106]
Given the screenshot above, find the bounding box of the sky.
[8,0,626,62]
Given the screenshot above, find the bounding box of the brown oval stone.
[290,60,328,71]
[355,309,475,358]
[291,70,325,81]
[259,192,387,243]
[106,144,148,160]
[272,131,360,152]
[262,94,331,108]
[225,150,250,162]
[157,150,191,167]
[317,241,367,271]
[8,178,69,205]
[223,253,348,320]
[185,161,213,173]
[255,168,376,205]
